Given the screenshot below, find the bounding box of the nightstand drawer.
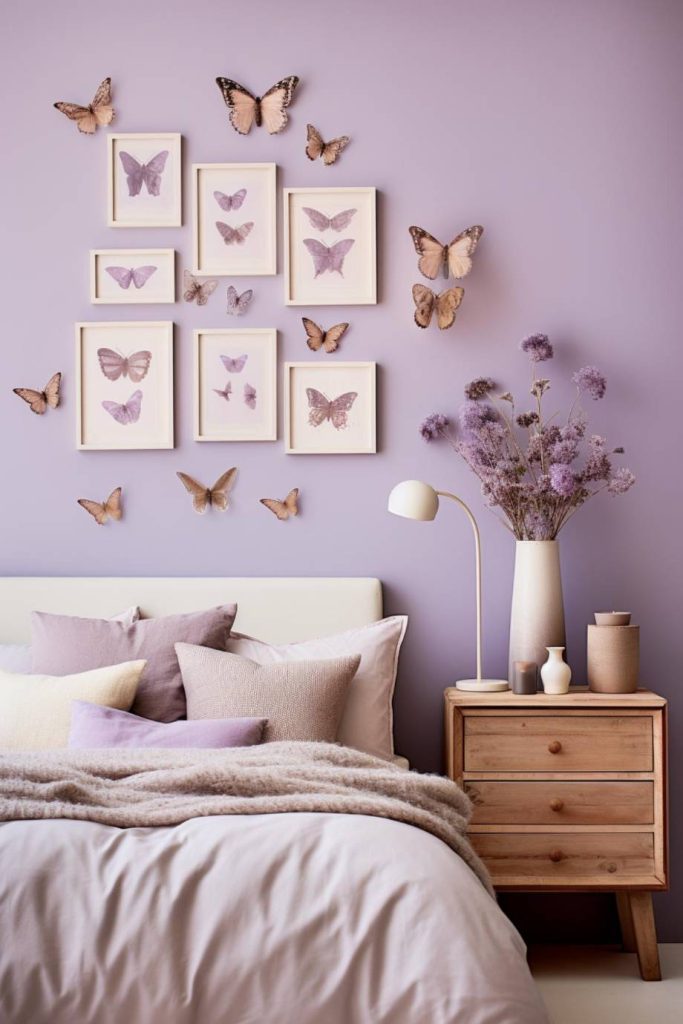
[464,715,652,772]
[471,832,656,884]
[466,780,654,825]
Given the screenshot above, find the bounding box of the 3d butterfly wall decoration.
[302,317,349,353]
[216,221,254,245]
[304,239,355,278]
[102,390,143,425]
[119,150,169,197]
[214,382,232,401]
[220,354,248,374]
[244,384,257,410]
[13,372,62,415]
[227,286,253,316]
[54,77,114,135]
[77,487,122,526]
[214,189,247,211]
[305,125,350,165]
[176,468,237,514]
[302,207,356,232]
[412,284,465,330]
[216,76,299,135]
[183,270,219,306]
[97,348,152,383]
[105,266,157,290]
[408,225,484,280]
[306,388,357,430]
[260,488,299,521]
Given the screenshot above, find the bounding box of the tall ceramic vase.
[508,540,566,684]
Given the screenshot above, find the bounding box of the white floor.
[530,945,683,1024]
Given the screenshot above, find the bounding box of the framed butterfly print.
[192,163,276,276]
[194,328,277,442]
[284,187,376,306]
[90,249,176,304]
[75,321,174,450]
[107,133,182,227]
[284,361,376,454]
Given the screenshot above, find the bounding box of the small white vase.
[541,647,572,694]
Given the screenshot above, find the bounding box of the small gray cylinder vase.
[508,540,566,684]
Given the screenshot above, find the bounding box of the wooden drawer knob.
[606,862,618,874]
[549,798,564,812]
[549,849,564,863]
[548,740,562,754]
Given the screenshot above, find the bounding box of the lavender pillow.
[31,605,237,723]
[68,701,266,750]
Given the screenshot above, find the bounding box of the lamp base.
[455,678,510,692]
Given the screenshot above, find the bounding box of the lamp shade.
[387,480,439,521]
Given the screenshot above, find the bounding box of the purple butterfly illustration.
[220,354,248,373]
[226,285,253,316]
[303,238,355,277]
[105,265,157,290]
[306,388,357,430]
[244,384,257,410]
[216,221,254,245]
[213,381,233,401]
[302,207,357,232]
[118,150,169,197]
[101,389,143,425]
[214,189,247,211]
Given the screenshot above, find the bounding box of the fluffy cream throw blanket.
[0,742,492,894]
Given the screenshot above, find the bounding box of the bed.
[0,576,548,1024]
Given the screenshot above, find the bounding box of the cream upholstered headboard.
[0,577,383,645]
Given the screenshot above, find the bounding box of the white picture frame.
[284,187,377,306]
[90,249,176,304]
[192,163,276,276]
[284,361,376,454]
[107,133,182,227]
[194,329,277,442]
[76,321,174,450]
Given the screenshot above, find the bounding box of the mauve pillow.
[68,701,266,750]
[31,605,237,723]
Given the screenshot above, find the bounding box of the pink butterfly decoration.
[302,207,357,232]
[213,381,233,401]
[303,238,355,277]
[306,388,357,430]
[216,221,254,244]
[97,348,152,383]
[220,354,248,373]
[227,285,253,316]
[105,265,157,290]
[102,389,143,425]
[118,150,169,197]
[214,189,247,211]
[244,384,257,410]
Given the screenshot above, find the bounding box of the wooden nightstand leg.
[628,891,661,981]
[616,892,637,953]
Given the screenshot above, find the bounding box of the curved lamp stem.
[436,491,482,682]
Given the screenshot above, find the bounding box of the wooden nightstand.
[444,687,668,980]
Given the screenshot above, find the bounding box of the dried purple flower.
[516,411,539,428]
[530,378,551,399]
[521,333,554,362]
[498,391,514,404]
[550,438,579,464]
[524,510,553,540]
[464,377,496,400]
[419,412,449,442]
[550,463,576,497]
[608,468,636,495]
[573,365,607,400]
[584,438,612,481]
[459,400,498,433]
[561,416,587,442]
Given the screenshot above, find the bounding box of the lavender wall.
[1,0,681,939]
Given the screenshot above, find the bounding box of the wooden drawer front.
[464,715,652,772]
[472,832,655,883]
[466,780,654,825]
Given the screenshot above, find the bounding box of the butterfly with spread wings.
[306,388,357,430]
[216,76,299,135]
[302,317,349,353]
[77,487,122,526]
[97,349,152,383]
[119,150,169,197]
[102,390,143,425]
[226,286,253,316]
[13,372,61,415]
[214,188,247,211]
[412,284,465,330]
[302,207,356,232]
[176,468,237,515]
[409,225,484,280]
[54,77,114,135]
[260,488,299,521]
[305,124,350,165]
[216,221,254,245]
[303,239,354,278]
[183,270,219,306]
[105,266,157,290]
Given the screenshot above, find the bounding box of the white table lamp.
[388,479,508,692]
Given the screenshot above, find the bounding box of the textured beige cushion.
[177,644,360,743]
[0,660,146,750]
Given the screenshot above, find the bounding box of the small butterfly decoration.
[244,384,257,410]
[305,124,350,166]
[119,150,169,197]
[213,381,232,402]
[216,222,254,245]
[303,207,356,232]
[77,487,122,526]
[102,390,143,425]
[54,77,114,135]
[306,388,357,430]
[176,468,237,515]
[216,76,299,135]
[412,285,464,330]
[214,188,247,211]
[98,348,152,383]
[220,354,248,373]
[13,372,61,415]
[260,488,299,521]
[105,266,157,290]
[304,239,355,278]
[227,285,253,316]
[184,270,219,306]
[408,225,484,281]
[302,317,348,353]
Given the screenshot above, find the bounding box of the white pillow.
[0,660,146,749]
[0,606,140,675]
[226,616,407,760]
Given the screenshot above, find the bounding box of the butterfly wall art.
[184,270,219,306]
[214,188,247,211]
[102,389,143,425]
[303,238,355,278]
[97,348,152,383]
[194,329,276,442]
[119,150,169,197]
[213,381,232,402]
[91,250,176,304]
[260,488,299,521]
[13,372,61,415]
[244,384,257,410]
[176,469,237,515]
[77,487,122,526]
[408,224,484,280]
[285,362,376,454]
[305,125,350,166]
[215,76,299,134]
[216,221,254,245]
[193,164,276,276]
[105,266,157,290]
[108,134,181,227]
[302,317,349,353]
[302,207,356,232]
[227,286,254,316]
[54,77,114,135]
[220,353,248,373]
[412,284,465,330]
